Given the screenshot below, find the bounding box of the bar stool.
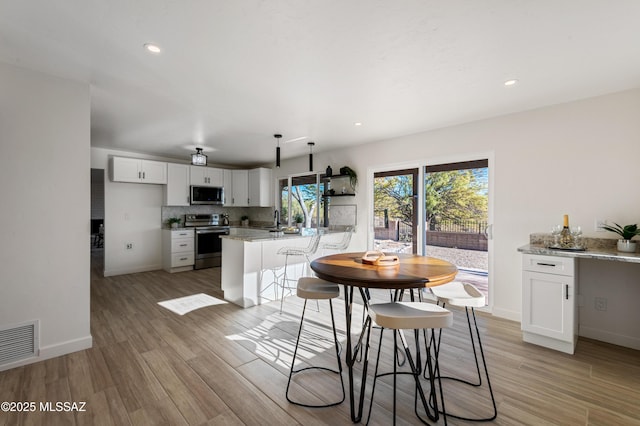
[430,282,497,421]
[321,225,354,254]
[286,277,345,408]
[277,232,322,313]
[366,301,453,425]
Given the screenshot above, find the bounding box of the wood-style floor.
[1,251,639,425]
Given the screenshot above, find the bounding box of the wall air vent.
[0,320,38,367]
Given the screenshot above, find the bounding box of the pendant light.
[307,141,315,171]
[274,134,282,168]
[191,147,207,166]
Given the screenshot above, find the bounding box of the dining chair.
[429,281,497,421]
[277,232,322,313]
[365,301,452,425]
[286,277,345,408]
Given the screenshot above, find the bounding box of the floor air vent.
[0,321,38,367]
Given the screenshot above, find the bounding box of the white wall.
[276,89,640,321]
[91,148,170,276]
[0,62,91,369]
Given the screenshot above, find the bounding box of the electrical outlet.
[126,243,133,250]
[594,297,607,311]
[595,218,607,232]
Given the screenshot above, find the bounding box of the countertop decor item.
[241,215,249,227]
[294,213,304,228]
[168,217,182,228]
[600,222,640,252]
[548,215,585,250]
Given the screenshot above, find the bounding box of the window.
[277,173,325,227]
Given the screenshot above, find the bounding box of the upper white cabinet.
[223,169,233,206]
[521,254,577,354]
[190,166,224,187]
[230,169,249,207]
[164,163,190,206]
[248,167,273,207]
[110,157,167,184]
[224,168,273,207]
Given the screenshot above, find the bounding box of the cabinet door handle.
[179,244,187,247]
[565,284,569,300]
[138,171,141,179]
[536,262,556,267]
[180,257,188,261]
[143,171,146,179]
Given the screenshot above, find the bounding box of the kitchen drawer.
[171,252,194,267]
[171,229,194,240]
[171,238,194,252]
[522,254,575,277]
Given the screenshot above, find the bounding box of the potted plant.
[600,222,640,252]
[241,215,249,227]
[294,213,304,229]
[339,166,358,190]
[167,217,181,229]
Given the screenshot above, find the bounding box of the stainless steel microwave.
[190,185,224,205]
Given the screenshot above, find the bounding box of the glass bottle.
[560,214,572,247]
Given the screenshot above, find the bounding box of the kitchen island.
[220,227,351,308]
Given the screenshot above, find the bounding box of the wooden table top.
[310,252,458,289]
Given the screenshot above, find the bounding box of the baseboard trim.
[491,307,520,322]
[0,335,93,372]
[579,326,640,350]
[104,264,162,277]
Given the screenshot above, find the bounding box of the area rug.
[158,293,227,315]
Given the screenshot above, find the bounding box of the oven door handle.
[195,229,229,235]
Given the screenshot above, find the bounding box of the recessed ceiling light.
[144,43,162,54]
[504,79,519,87]
[354,122,362,126]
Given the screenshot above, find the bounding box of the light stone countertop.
[221,227,337,242]
[518,244,640,264]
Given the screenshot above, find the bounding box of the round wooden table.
[310,252,458,423]
[311,252,458,289]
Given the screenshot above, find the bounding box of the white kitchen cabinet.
[162,228,194,273]
[164,163,190,206]
[230,169,249,207]
[522,254,577,354]
[223,169,233,206]
[190,166,224,186]
[248,167,273,207]
[110,157,167,184]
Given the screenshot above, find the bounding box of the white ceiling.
[2,1,640,167]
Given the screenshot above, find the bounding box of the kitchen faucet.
[274,209,280,228]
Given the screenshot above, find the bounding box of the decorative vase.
[617,239,637,253]
[241,219,249,227]
[171,222,178,229]
[326,165,332,177]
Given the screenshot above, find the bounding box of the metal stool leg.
[432,303,497,422]
[286,299,345,407]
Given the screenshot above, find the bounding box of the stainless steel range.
[184,213,230,269]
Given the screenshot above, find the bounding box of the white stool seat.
[297,277,340,300]
[430,281,485,308]
[369,302,453,330]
